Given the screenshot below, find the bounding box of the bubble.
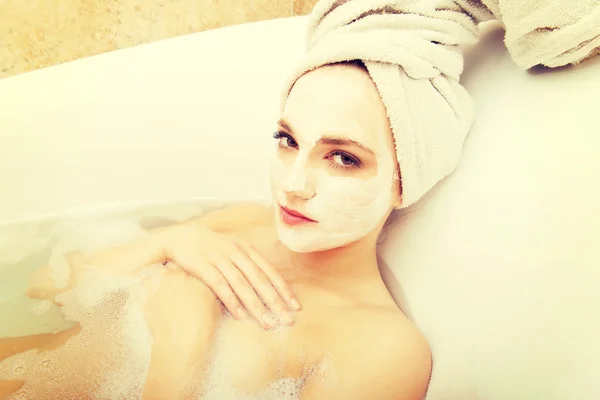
[47,244,73,289]
[14,366,25,375]
[41,360,51,368]
[30,299,53,316]
[200,324,304,400]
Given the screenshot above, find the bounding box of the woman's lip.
[279,205,316,225]
[281,206,314,221]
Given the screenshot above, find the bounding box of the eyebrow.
[277,118,375,155]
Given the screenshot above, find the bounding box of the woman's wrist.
[82,229,169,272]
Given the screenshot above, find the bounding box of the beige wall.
[0,0,319,79]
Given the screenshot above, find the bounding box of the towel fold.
[281,0,494,208]
[483,0,600,68]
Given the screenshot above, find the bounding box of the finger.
[214,258,276,329]
[229,249,293,324]
[238,242,301,311]
[175,256,243,320]
[202,267,244,320]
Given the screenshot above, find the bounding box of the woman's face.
[271,63,400,253]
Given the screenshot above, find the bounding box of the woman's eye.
[331,151,360,168]
[282,136,297,148]
[273,132,298,149]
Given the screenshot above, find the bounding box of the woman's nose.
[282,168,315,200]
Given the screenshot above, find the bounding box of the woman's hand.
[158,224,300,328]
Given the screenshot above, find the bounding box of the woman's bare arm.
[27,202,287,319]
[26,203,270,297]
[140,269,222,399]
[182,202,274,234]
[26,234,167,302]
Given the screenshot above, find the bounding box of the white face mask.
[270,132,395,253]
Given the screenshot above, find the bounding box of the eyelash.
[273,131,297,148]
[272,131,361,170]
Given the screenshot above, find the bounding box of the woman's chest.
[202,313,341,398]
[226,217,291,267]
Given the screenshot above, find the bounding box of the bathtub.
[1,16,600,400]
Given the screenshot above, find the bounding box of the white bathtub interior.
[1,16,600,400]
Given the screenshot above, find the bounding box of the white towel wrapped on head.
[281,0,494,208]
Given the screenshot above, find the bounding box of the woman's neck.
[278,234,393,309]
[284,234,382,283]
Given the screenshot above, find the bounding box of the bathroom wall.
[0,0,319,79]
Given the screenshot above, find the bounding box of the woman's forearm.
[26,229,169,301]
[83,229,168,271]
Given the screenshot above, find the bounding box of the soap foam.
[47,243,73,290]
[0,265,165,399]
[199,322,341,400]
[200,321,304,400]
[28,300,52,317]
[202,364,304,400]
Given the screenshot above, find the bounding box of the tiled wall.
[0,0,319,79]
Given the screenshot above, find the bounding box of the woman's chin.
[275,223,358,254]
[275,224,319,253]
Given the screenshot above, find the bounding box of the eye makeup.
[328,151,361,169]
[272,131,361,171]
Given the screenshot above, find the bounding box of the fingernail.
[262,312,276,328]
[290,299,301,311]
[279,310,295,325]
[237,307,247,320]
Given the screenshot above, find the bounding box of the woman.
[2,0,489,394]
[0,61,432,400]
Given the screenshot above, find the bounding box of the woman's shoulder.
[186,202,275,234]
[218,202,274,218]
[327,305,432,399]
[343,304,428,351]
